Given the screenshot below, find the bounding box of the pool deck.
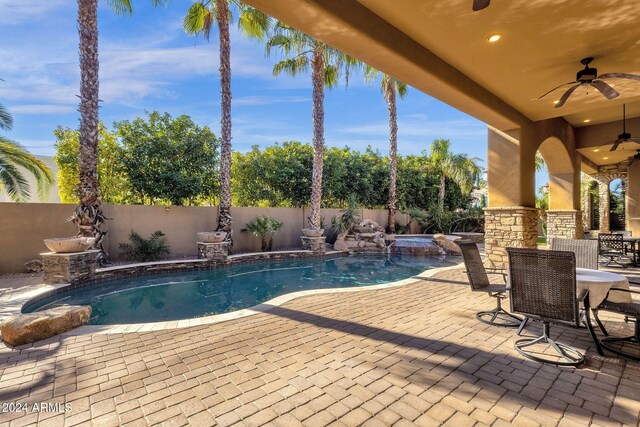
[1,266,639,426]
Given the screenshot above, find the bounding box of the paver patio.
[0,266,639,427]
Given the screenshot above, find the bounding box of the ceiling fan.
[472,0,490,11]
[539,57,640,108]
[609,104,640,151]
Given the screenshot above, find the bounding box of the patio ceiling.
[244,0,640,164]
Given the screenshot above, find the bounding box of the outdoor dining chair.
[506,248,586,366]
[459,240,522,328]
[598,233,627,268]
[591,285,640,361]
[550,238,598,270]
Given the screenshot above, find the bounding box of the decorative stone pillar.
[598,181,610,233]
[546,210,583,241]
[198,242,230,262]
[301,236,326,254]
[42,250,99,284]
[484,207,538,267]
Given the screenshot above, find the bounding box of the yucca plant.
[334,194,361,235]
[119,230,170,262]
[242,216,284,251]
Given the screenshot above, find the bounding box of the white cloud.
[9,104,76,115]
[0,0,68,25]
[234,95,309,106]
[338,119,487,139]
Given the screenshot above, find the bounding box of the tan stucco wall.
[625,159,640,236]
[0,203,407,274]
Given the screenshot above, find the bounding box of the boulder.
[24,259,43,272]
[433,234,463,255]
[1,305,91,346]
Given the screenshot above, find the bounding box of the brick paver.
[0,267,639,426]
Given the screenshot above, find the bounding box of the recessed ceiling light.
[553,100,559,104]
[487,33,502,43]
[583,119,591,123]
[603,157,609,160]
[594,149,600,152]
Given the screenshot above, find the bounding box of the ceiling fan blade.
[598,72,640,81]
[472,0,490,11]
[538,82,576,100]
[628,138,640,143]
[591,80,620,100]
[555,84,580,108]
[610,140,622,151]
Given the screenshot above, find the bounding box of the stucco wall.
[0,203,410,274]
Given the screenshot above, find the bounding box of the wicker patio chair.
[590,287,640,360]
[598,233,627,268]
[459,240,522,328]
[506,248,586,366]
[550,238,598,270]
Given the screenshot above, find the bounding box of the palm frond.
[183,2,214,39]
[237,5,272,40]
[106,0,133,15]
[0,157,30,201]
[0,103,13,131]
[273,56,309,77]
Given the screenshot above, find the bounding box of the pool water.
[24,254,457,325]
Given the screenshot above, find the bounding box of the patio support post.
[546,210,583,240]
[598,180,611,233]
[485,127,538,267]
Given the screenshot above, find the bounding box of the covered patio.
[243,0,640,266]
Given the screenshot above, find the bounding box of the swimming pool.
[23,254,457,325]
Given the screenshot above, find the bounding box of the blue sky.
[0,1,539,184]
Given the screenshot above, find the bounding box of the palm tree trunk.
[216,0,233,238]
[386,81,397,234]
[438,173,446,213]
[308,43,325,231]
[76,0,107,257]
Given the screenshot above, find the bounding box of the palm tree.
[184,1,271,246]
[365,68,407,234]
[0,102,53,201]
[241,216,283,251]
[266,23,351,231]
[535,151,547,172]
[428,139,483,213]
[74,0,165,252]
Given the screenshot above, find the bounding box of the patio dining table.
[576,268,632,308]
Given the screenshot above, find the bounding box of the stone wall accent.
[484,207,538,267]
[1,305,91,346]
[42,250,99,284]
[546,210,583,240]
[301,237,326,254]
[583,160,628,233]
[198,242,230,261]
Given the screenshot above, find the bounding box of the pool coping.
[1,251,463,337]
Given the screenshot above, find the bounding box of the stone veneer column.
[198,242,230,261]
[546,210,583,240]
[598,181,610,233]
[42,250,99,284]
[484,207,538,267]
[301,236,326,254]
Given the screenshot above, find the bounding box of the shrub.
[241,216,284,252]
[119,230,170,262]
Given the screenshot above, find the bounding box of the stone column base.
[546,210,583,241]
[42,250,99,284]
[198,242,230,261]
[484,207,538,268]
[301,236,326,254]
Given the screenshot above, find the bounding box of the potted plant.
[242,216,284,252]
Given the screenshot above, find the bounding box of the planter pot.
[44,237,94,253]
[197,231,227,243]
[301,228,324,237]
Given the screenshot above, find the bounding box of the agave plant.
[333,194,361,235]
[242,216,284,252]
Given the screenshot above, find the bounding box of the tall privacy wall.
[0,203,411,274]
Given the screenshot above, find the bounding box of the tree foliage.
[115,112,219,206]
[54,124,131,204]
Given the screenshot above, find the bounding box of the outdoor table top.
[576,268,632,308]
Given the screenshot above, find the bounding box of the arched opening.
[609,178,625,231]
[537,137,576,210]
[589,181,599,230]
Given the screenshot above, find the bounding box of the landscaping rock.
[1,305,91,346]
[433,234,463,255]
[24,259,43,273]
